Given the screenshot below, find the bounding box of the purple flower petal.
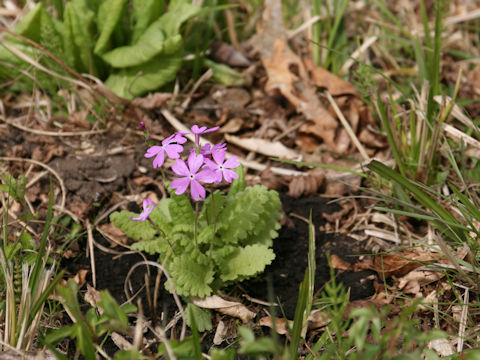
[224,156,240,169]
[196,169,216,183]
[162,134,176,145]
[171,177,190,195]
[152,151,165,168]
[173,132,188,144]
[190,180,206,200]
[202,126,220,134]
[164,144,184,159]
[188,152,204,174]
[212,148,226,164]
[172,159,190,177]
[130,199,155,222]
[144,146,162,158]
[191,125,207,134]
[223,169,239,183]
[203,158,217,170]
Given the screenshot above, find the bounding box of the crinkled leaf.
[167,251,214,297]
[227,165,245,200]
[218,185,271,243]
[186,303,212,332]
[131,236,170,255]
[110,210,157,241]
[199,190,225,225]
[242,189,282,247]
[94,0,129,55]
[105,38,183,98]
[167,187,195,225]
[217,244,275,282]
[156,2,201,37]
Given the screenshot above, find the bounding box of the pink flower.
[173,131,188,144]
[144,134,184,168]
[204,149,240,183]
[191,125,220,147]
[170,152,215,201]
[200,143,226,157]
[130,199,155,222]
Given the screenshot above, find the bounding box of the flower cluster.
[131,125,240,221]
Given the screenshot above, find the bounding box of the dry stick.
[181,68,213,111]
[339,36,378,76]
[325,91,370,161]
[0,115,106,137]
[455,283,469,353]
[0,156,66,213]
[85,220,96,289]
[124,260,187,340]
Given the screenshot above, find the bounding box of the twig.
[86,220,96,288]
[325,91,370,161]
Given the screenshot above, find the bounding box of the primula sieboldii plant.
[112,123,281,307]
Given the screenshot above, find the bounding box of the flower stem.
[208,190,217,262]
[194,202,199,248]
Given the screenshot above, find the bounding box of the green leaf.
[14,3,43,43]
[62,0,97,74]
[94,0,129,55]
[105,38,183,98]
[167,251,214,297]
[131,236,170,255]
[204,59,246,86]
[110,210,157,241]
[130,0,165,44]
[216,244,275,282]
[218,185,279,244]
[227,165,245,199]
[168,189,195,225]
[186,303,212,332]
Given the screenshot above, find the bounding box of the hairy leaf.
[167,251,214,298]
[168,188,195,225]
[131,236,170,255]
[186,303,212,332]
[216,244,275,282]
[110,210,157,241]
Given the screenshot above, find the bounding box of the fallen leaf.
[225,134,299,159]
[331,254,351,271]
[84,284,102,312]
[307,310,331,329]
[131,93,172,109]
[192,295,255,323]
[220,117,244,133]
[428,338,455,356]
[287,168,325,198]
[305,58,357,96]
[259,316,289,335]
[210,42,251,67]
[213,320,228,345]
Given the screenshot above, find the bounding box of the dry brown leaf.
[131,93,172,109]
[192,295,255,323]
[84,284,102,309]
[220,117,244,133]
[354,249,441,280]
[330,254,351,271]
[210,42,251,67]
[225,134,299,159]
[305,58,357,96]
[307,310,331,330]
[97,222,128,245]
[259,316,289,335]
[287,168,324,198]
[213,320,228,345]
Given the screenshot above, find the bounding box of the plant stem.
[208,190,217,262]
[194,202,199,248]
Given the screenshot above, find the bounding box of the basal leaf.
[94,0,129,55]
[167,251,214,297]
[62,0,97,74]
[217,244,275,282]
[186,303,212,332]
[157,2,201,37]
[227,165,245,200]
[101,24,167,68]
[204,59,246,86]
[104,37,183,98]
[199,190,225,225]
[110,210,157,241]
[131,236,170,255]
[14,3,43,43]
[167,187,195,225]
[130,0,164,44]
